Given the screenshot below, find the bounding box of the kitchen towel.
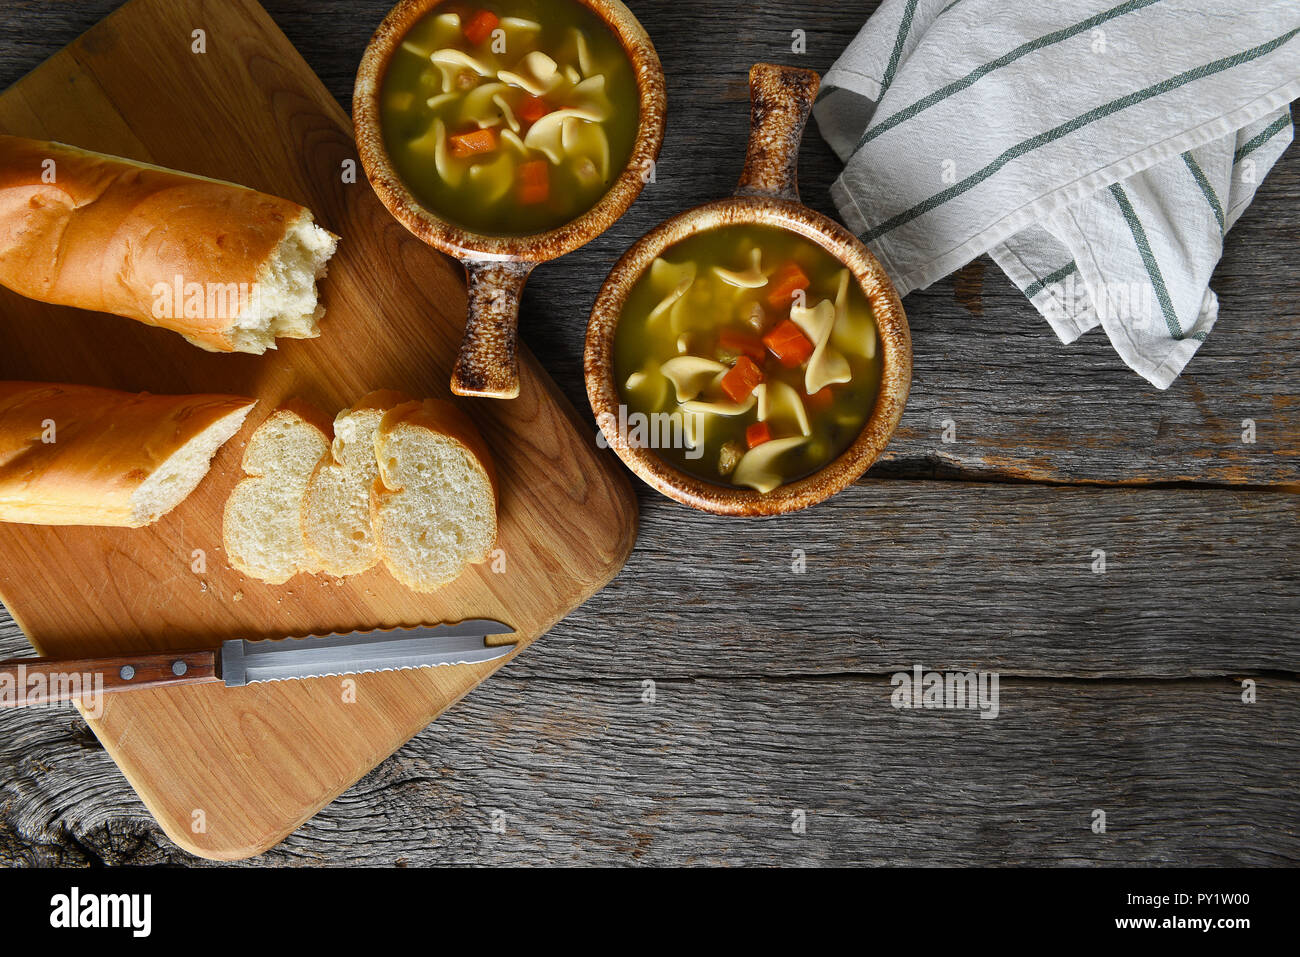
[813,0,1300,388]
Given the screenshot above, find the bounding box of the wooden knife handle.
[0,649,220,707]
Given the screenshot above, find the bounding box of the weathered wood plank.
[0,658,1294,866]
[520,481,1300,679]
[2,481,1295,679]
[871,235,1300,485]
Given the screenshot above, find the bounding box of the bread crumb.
[232,590,244,602]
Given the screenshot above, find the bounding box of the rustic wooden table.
[0,0,1296,866]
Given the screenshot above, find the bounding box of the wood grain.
[0,625,1292,866]
[513,481,1300,681]
[0,0,635,860]
[0,0,1296,867]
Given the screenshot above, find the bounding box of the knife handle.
[0,650,220,707]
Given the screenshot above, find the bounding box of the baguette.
[0,135,338,354]
[0,381,255,527]
[302,389,411,577]
[222,405,330,585]
[370,399,498,593]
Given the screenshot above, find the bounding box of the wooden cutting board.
[0,0,637,859]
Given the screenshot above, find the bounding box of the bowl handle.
[450,258,536,399]
[735,63,821,201]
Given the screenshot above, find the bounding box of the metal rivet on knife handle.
[0,649,222,707]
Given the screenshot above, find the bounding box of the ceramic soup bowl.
[584,63,912,515]
[355,0,666,398]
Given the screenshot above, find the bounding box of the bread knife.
[0,619,516,708]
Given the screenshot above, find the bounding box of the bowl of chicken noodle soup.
[356,0,665,398]
[585,64,911,516]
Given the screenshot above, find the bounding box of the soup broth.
[381,0,640,236]
[614,225,882,493]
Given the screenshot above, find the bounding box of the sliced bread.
[371,399,498,593]
[302,389,410,577]
[222,405,330,584]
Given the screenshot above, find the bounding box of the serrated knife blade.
[219,620,517,686]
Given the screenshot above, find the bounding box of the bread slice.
[222,405,330,584]
[371,399,498,593]
[302,389,411,577]
[0,381,254,527]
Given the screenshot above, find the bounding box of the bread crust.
[375,398,499,501]
[341,389,415,418]
[0,381,255,527]
[0,135,326,351]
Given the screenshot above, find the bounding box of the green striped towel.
[814,0,1299,389]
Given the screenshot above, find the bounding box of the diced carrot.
[462,10,499,46]
[517,95,552,124]
[802,386,834,413]
[763,319,814,368]
[449,127,498,158]
[766,261,811,308]
[517,159,550,204]
[720,355,764,403]
[746,421,772,449]
[718,328,765,363]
